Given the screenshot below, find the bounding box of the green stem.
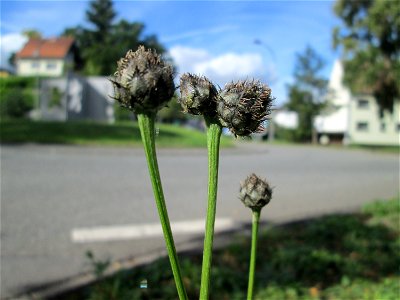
[199,119,222,300]
[247,209,261,300]
[137,113,188,300]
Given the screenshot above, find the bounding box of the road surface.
[1,143,398,298]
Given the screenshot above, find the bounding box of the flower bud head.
[110,46,175,114]
[239,173,272,210]
[217,80,273,137]
[179,73,218,117]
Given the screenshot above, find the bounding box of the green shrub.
[274,125,299,142]
[113,95,188,124]
[157,95,187,124]
[362,197,400,217]
[114,103,134,121]
[0,77,36,119]
[0,76,35,90]
[0,88,34,118]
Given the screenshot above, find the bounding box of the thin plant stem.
[247,209,261,300]
[137,113,188,300]
[199,119,222,299]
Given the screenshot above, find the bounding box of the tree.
[286,46,328,142]
[8,52,16,67]
[22,29,42,39]
[86,0,116,43]
[63,0,166,76]
[333,0,400,113]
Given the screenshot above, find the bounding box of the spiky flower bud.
[110,46,175,114]
[217,80,273,137]
[239,173,272,210]
[179,73,218,117]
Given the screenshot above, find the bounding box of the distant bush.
[0,77,36,118]
[113,103,135,121]
[274,125,299,142]
[113,95,188,124]
[157,95,187,124]
[0,88,35,118]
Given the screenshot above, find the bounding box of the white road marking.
[71,218,234,243]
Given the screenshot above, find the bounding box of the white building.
[315,60,399,146]
[15,37,75,77]
[347,95,400,146]
[274,109,298,129]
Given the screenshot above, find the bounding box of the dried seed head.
[239,173,272,210]
[110,46,175,114]
[217,80,273,137]
[179,73,218,117]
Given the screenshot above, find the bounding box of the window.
[31,62,39,69]
[397,124,400,132]
[357,99,369,109]
[356,122,369,132]
[380,122,386,132]
[46,62,57,70]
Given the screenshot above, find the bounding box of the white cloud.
[0,33,27,67]
[1,32,27,54]
[169,45,273,87]
[169,46,209,71]
[194,53,264,80]
[163,25,239,43]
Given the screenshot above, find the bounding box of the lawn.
[56,196,400,300]
[0,119,233,148]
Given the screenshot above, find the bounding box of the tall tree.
[81,0,116,75]
[333,0,400,113]
[86,0,116,42]
[286,46,328,142]
[63,0,166,76]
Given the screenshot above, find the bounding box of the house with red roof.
[15,37,76,77]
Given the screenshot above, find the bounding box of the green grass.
[56,196,400,300]
[349,144,399,154]
[0,119,233,148]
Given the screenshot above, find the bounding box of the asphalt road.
[1,143,398,298]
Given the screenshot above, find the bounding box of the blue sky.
[1,0,340,105]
